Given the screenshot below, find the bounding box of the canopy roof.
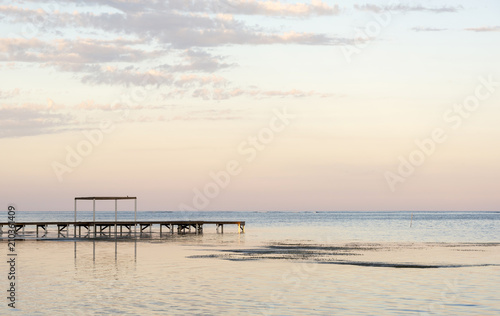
[75,197,136,200]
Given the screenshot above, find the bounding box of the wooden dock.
[0,197,245,239]
[0,220,245,237]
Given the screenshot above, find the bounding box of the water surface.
[1,211,499,314]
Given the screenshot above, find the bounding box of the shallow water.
[1,211,499,314]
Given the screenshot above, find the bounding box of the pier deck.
[0,220,245,237]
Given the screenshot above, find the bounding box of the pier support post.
[115,199,117,236]
[216,224,224,234]
[134,198,137,240]
[36,225,47,237]
[93,198,96,238]
[74,199,77,238]
[196,224,203,234]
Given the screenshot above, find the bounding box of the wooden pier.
[0,220,245,238]
[0,197,245,238]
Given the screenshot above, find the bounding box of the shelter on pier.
[75,196,137,223]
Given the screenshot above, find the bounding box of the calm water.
[1,211,499,314]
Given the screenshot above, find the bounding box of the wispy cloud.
[80,66,174,86]
[412,27,448,32]
[171,108,243,121]
[189,87,329,101]
[0,103,74,138]
[0,4,343,48]
[18,0,339,17]
[0,100,173,138]
[0,98,247,137]
[0,2,347,98]
[354,4,462,14]
[0,88,21,99]
[0,37,161,63]
[165,49,237,73]
[75,100,168,112]
[465,26,500,32]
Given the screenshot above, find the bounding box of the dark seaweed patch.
[188,242,500,269]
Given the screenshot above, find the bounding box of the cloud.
[171,108,242,121]
[0,37,160,63]
[174,74,228,88]
[0,85,329,138]
[0,103,75,138]
[205,0,340,17]
[72,65,228,89]
[108,11,340,47]
[412,27,448,32]
[80,66,174,86]
[354,4,462,14]
[188,87,329,100]
[0,88,21,99]
[165,49,236,73]
[0,4,348,48]
[465,26,500,32]
[0,100,174,138]
[0,0,340,136]
[75,100,168,111]
[53,61,329,100]
[24,0,339,17]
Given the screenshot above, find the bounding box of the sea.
[1,211,499,315]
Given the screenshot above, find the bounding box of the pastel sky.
[1,0,499,212]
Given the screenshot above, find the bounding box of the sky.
[1,0,499,212]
